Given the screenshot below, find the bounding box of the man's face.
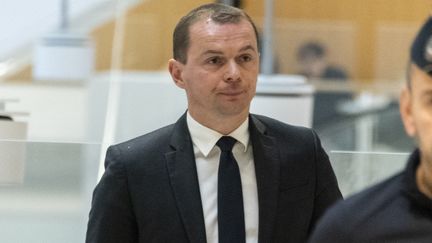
[401,64,432,171]
[299,56,326,78]
[169,18,259,124]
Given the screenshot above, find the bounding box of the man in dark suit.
[308,16,432,243]
[86,3,342,243]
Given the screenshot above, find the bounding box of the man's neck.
[188,110,248,135]
[416,162,432,199]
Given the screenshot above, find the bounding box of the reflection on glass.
[330,151,409,197]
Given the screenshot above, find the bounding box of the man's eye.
[207,57,223,65]
[239,54,252,62]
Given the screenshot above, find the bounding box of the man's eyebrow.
[420,89,432,97]
[201,45,257,56]
[201,50,224,56]
[239,45,256,52]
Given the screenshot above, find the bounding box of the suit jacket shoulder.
[250,114,333,185]
[87,114,201,243]
[250,114,318,147]
[249,114,342,242]
[107,123,175,163]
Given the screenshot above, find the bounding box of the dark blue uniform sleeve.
[308,200,352,243]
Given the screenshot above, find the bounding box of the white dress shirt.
[187,112,259,243]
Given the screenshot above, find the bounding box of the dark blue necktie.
[216,136,246,243]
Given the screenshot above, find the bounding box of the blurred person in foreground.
[309,17,432,243]
[86,3,341,243]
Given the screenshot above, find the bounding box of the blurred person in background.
[297,42,352,130]
[297,41,348,80]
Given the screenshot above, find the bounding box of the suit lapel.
[250,115,280,243]
[165,114,207,243]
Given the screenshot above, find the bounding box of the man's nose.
[223,61,241,83]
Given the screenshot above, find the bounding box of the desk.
[0,98,19,110]
[0,120,27,184]
[0,98,28,185]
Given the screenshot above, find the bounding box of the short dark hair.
[216,0,243,8]
[297,42,326,60]
[172,3,260,64]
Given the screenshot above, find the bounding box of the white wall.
[0,0,121,61]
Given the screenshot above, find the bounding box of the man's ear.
[168,59,186,89]
[400,87,416,137]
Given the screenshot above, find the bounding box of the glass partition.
[314,93,415,153]
[0,140,415,242]
[329,151,409,197]
[0,141,100,243]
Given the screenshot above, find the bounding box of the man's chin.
[218,106,249,117]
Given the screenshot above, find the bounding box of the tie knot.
[216,136,237,152]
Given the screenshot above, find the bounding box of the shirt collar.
[186,112,250,157]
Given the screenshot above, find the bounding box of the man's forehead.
[411,63,432,89]
[188,19,257,48]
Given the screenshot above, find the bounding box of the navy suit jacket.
[86,113,342,243]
